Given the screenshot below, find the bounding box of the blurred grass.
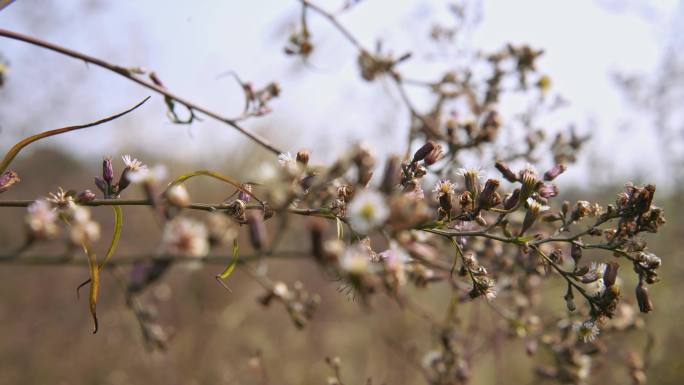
[0,148,681,385]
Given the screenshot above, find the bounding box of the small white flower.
[122,154,146,171]
[128,164,167,184]
[340,244,372,275]
[25,199,59,239]
[574,320,600,343]
[160,217,210,258]
[273,281,290,298]
[165,184,191,207]
[456,167,484,179]
[348,189,389,234]
[432,179,456,199]
[70,219,101,244]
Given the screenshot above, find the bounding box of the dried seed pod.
[412,141,435,163]
[495,160,518,183]
[635,283,653,313]
[247,210,269,251]
[603,262,619,287]
[478,179,501,209]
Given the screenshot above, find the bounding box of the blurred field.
[0,148,681,385]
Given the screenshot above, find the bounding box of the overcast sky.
[0,0,680,187]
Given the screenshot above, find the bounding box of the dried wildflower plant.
[0,2,667,384]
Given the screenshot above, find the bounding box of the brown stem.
[0,28,283,155]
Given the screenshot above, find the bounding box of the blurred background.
[0,0,683,384]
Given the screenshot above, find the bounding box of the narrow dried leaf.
[82,241,100,333]
[215,239,239,292]
[0,97,149,174]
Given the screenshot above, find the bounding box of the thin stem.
[299,0,365,51]
[0,250,307,267]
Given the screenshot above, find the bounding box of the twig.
[0,28,283,155]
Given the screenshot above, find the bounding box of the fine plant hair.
[0,2,666,384]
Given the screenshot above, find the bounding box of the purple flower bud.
[543,164,566,181]
[538,183,559,199]
[103,157,114,184]
[94,177,107,194]
[0,170,20,193]
[238,183,253,203]
[76,190,96,202]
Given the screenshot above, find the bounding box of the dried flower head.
[0,170,20,193]
[165,184,191,208]
[457,167,484,195]
[160,217,210,258]
[25,199,59,239]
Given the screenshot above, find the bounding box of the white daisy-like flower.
[127,164,167,184]
[160,217,210,258]
[455,166,485,179]
[432,178,456,199]
[348,189,389,234]
[122,154,146,171]
[25,199,59,239]
[574,320,600,343]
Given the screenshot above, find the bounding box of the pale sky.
[0,0,680,187]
